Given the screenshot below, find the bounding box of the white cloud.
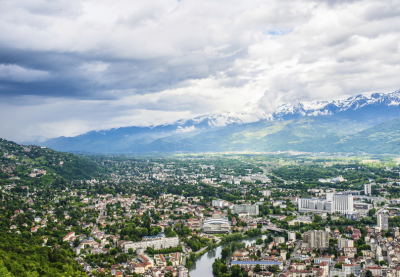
[175,126,197,133]
[0,0,400,142]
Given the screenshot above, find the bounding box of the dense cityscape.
[2,138,400,277]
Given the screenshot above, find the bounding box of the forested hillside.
[0,138,102,276]
[0,139,101,181]
[0,232,86,276]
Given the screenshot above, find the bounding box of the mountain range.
[43,90,400,154]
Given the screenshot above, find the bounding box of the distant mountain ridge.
[43,90,400,153]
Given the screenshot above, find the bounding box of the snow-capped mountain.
[273,90,400,118]
[165,90,400,129]
[42,89,400,153]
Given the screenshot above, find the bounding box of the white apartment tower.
[333,194,353,214]
[288,231,296,242]
[377,213,389,231]
[364,184,372,196]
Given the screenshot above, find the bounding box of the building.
[303,230,329,249]
[231,261,283,271]
[330,269,346,277]
[203,217,230,233]
[377,213,389,231]
[298,193,353,214]
[343,247,357,258]
[187,218,202,230]
[342,264,361,276]
[123,233,179,252]
[314,257,332,265]
[364,184,372,196]
[353,202,373,214]
[338,238,353,249]
[212,199,227,208]
[346,211,360,220]
[367,266,382,276]
[288,231,296,242]
[234,204,259,216]
[262,190,271,197]
[332,194,353,214]
[274,237,285,244]
[177,265,188,277]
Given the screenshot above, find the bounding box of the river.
[189,234,268,277]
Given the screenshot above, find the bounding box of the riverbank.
[188,232,270,277]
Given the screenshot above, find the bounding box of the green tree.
[0,262,12,277]
[219,264,228,274]
[165,271,173,277]
[313,214,322,223]
[366,270,373,277]
[221,246,231,260]
[73,237,80,247]
[254,264,261,272]
[128,248,134,255]
[231,265,242,277]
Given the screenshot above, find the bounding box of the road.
[376,203,389,215]
[90,205,105,236]
[280,239,302,276]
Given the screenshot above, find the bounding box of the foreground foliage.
[0,232,87,277]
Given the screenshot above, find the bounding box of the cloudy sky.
[0,0,400,142]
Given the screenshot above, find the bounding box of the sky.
[0,0,400,142]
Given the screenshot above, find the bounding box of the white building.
[234,204,259,216]
[212,199,224,208]
[124,233,179,253]
[203,217,230,233]
[364,184,372,196]
[262,190,271,197]
[338,238,354,249]
[288,231,296,242]
[377,213,389,231]
[333,194,353,214]
[177,265,189,277]
[298,193,353,214]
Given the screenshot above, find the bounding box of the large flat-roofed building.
[123,233,179,253]
[354,202,373,214]
[203,217,230,233]
[231,261,283,271]
[234,204,259,216]
[298,193,353,214]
